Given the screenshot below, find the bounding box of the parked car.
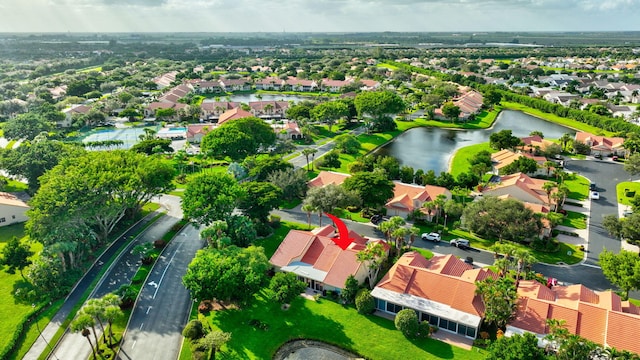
[623,210,633,217]
[612,155,619,161]
[594,154,603,160]
[450,238,470,249]
[421,232,441,242]
[464,256,474,265]
[370,214,383,225]
[590,191,600,200]
[589,183,597,191]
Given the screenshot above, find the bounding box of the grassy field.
[501,102,613,136]
[200,291,487,360]
[558,174,590,201]
[560,211,587,229]
[449,142,497,177]
[409,107,501,130]
[617,182,640,206]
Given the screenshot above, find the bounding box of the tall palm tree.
[301,203,315,229]
[543,160,556,177]
[302,148,318,171]
[71,313,98,360]
[422,201,436,222]
[391,227,409,252]
[542,181,558,208]
[433,194,447,225]
[513,248,537,285]
[559,133,573,152]
[407,226,420,250]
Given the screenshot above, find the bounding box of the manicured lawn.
[617,182,640,206]
[411,107,501,131]
[449,142,497,177]
[200,291,487,360]
[4,180,28,192]
[280,198,302,210]
[560,211,587,230]
[255,221,308,258]
[558,173,590,201]
[501,101,613,136]
[0,224,44,358]
[9,299,64,360]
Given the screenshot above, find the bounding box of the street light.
[444,214,448,230]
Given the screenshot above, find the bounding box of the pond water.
[375,110,576,174]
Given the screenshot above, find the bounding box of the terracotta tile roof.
[576,302,607,345]
[200,101,240,111]
[483,172,552,205]
[217,108,253,125]
[510,298,550,334]
[606,312,640,355]
[269,225,380,289]
[575,132,625,151]
[375,252,497,317]
[385,182,450,213]
[555,284,600,307]
[308,171,351,188]
[186,124,215,138]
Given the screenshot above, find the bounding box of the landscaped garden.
[198,291,487,360]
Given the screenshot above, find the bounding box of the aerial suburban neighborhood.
[1,9,640,360]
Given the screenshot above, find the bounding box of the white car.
[450,238,470,249]
[421,232,441,242]
[590,191,600,200]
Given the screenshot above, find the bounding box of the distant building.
[0,192,29,227]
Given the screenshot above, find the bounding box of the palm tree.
[542,181,557,207]
[391,227,409,252]
[513,248,537,285]
[552,184,570,212]
[407,226,420,250]
[378,216,406,249]
[422,201,436,222]
[71,313,98,360]
[433,194,447,225]
[302,148,318,171]
[553,168,567,183]
[559,133,573,152]
[83,299,107,343]
[301,203,315,229]
[543,160,556,177]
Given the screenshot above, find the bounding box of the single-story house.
[308,171,351,188]
[491,149,547,177]
[481,172,554,207]
[270,224,386,293]
[0,192,29,227]
[60,104,92,128]
[249,101,289,120]
[506,280,640,355]
[186,124,215,143]
[272,121,302,140]
[372,252,497,339]
[385,182,451,219]
[219,78,251,92]
[574,132,625,157]
[217,108,254,126]
[200,101,240,121]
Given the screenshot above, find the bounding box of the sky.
[0,0,639,33]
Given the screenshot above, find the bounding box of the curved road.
[46,195,183,360]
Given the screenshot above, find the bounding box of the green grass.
[449,142,497,177]
[558,174,590,201]
[376,62,400,70]
[200,291,487,360]
[280,198,302,210]
[501,101,613,136]
[8,299,64,360]
[630,298,640,307]
[3,179,28,192]
[412,247,434,260]
[560,211,587,229]
[617,182,640,206]
[6,140,16,149]
[410,107,501,130]
[255,221,308,258]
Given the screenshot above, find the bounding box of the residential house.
[270,224,387,293]
[481,172,554,207]
[519,135,555,155]
[217,108,253,126]
[284,77,318,92]
[321,79,351,93]
[189,80,223,94]
[434,90,484,121]
[0,192,29,227]
[506,280,640,355]
[254,77,284,91]
[186,124,215,143]
[60,104,92,127]
[219,78,251,92]
[152,71,178,89]
[496,194,552,238]
[360,79,381,91]
[249,101,289,120]
[491,149,547,177]
[385,182,451,219]
[308,171,351,188]
[144,102,186,120]
[200,101,240,121]
[574,132,625,157]
[372,252,497,339]
[272,121,302,140]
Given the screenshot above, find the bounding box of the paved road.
[564,158,633,264]
[117,224,203,360]
[43,195,183,360]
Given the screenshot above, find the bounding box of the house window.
[0,217,5,223]
[428,315,439,326]
[466,326,476,338]
[386,302,402,314]
[375,298,386,311]
[447,320,457,332]
[458,324,467,336]
[439,318,448,329]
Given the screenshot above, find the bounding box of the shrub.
[153,239,167,248]
[340,275,359,304]
[395,309,419,338]
[269,214,281,228]
[198,300,213,313]
[355,289,375,314]
[182,319,204,340]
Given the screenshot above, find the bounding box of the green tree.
[3,112,52,140]
[310,101,349,132]
[342,171,395,210]
[475,276,518,328]
[71,313,98,360]
[341,275,360,304]
[269,272,307,304]
[182,173,245,226]
[486,332,545,360]
[462,196,542,243]
[490,130,522,150]
[395,309,420,338]
[318,150,341,170]
[624,153,640,176]
[199,330,231,360]
[602,214,623,238]
[266,168,308,201]
[238,181,283,222]
[355,288,375,314]
[559,133,573,151]
[202,125,253,160]
[441,102,461,122]
[243,155,293,181]
[356,242,386,288]
[130,139,172,155]
[182,319,205,340]
[301,148,318,171]
[302,184,359,227]
[334,134,361,154]
[399,165,414,183]
[482,89,502,109]
[354,90,405,132]
[599,250,640,299]
[501,156,539,175]
[182,246,269,305]
[0,236,33,279]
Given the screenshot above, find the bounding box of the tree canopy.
[3,112,53,140]
[486,332,545,360]
[462,196,542,242]
[599,250,640,299]
[182,245,269,305]
[343,171,395,210]
[201,117,276,160]
[182,172,245,226]
[490,130,522,150]
[238,181,283,222]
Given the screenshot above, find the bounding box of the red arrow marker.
[324,213,354,250]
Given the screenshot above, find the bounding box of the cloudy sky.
[1,0,639,33]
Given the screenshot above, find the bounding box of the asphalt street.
[44,195,183,360]
[117,224,204,360]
